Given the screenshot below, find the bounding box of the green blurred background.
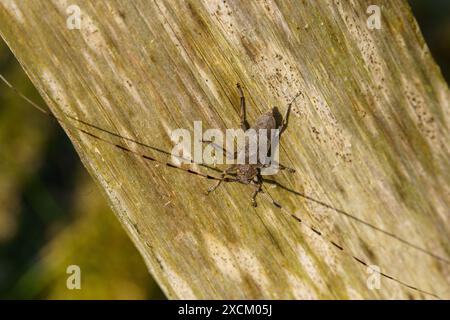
[0,1,448,299]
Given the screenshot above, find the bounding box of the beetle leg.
[279,105,291,134]
[277,163,296,173]
[263,161,295,173]
[207,165,237,194]
[237,83,250,131]
[250,176,263,207]
[279,91,302,134]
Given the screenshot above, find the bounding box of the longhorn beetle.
[204,83,301,207]
[0,74,445,299]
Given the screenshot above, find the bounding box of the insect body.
[0,74,445,299]
[206,83,299,206]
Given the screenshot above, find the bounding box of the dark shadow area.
[409,0,450,82]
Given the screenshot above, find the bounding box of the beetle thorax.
[236,164,259,184]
